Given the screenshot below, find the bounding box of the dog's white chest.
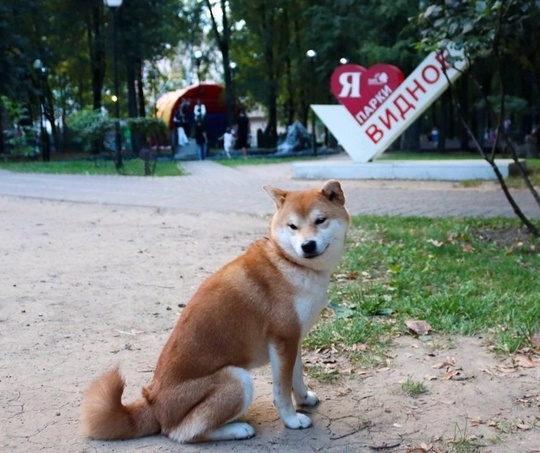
[293,273,329,337]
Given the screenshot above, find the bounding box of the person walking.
[194,119,207,160]
[430,126,439,148]
[235,109,250,157]
[219,127,235,158]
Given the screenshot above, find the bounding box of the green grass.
[0,158,184,176]
[401,376,428,397]
[306,366,341,383]
[306,216,540,369]
[213,155,321,167]
[4,152,538,186]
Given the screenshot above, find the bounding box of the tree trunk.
[88,5,105,111]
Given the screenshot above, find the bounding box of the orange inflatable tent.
[156,82,227,129]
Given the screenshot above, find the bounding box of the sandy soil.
[1,196,538,453]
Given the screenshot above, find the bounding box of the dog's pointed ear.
[263,184,288,208]
[321,180,345,206]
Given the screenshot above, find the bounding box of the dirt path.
[1,196,538,453]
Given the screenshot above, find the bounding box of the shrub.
[67,108,114,154]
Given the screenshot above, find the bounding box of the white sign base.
[292,159,518,181]
[311,104,371,161]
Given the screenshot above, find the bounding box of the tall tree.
[416,0,540,239]
[202,0,236,126]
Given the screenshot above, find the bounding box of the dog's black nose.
[301,240,317,255]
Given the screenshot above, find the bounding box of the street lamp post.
[194,50,203,85]
[104,0,124,171]
[32,59,51,162]
[229,61,237,127]
[306,49,317,155]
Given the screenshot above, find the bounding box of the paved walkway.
[0,159,539,218]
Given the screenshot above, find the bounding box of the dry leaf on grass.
[347,343,369,352]
[334,272,359,282]
[405,320,432,336]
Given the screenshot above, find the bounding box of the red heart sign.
[330,63,405,126]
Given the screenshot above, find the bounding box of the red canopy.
[156,83,226,129]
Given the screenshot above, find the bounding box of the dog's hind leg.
[166,367,255,443]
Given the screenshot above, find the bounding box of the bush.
[1,95,39,158]
[66,111,168,159]
[67,108,114,154]
[126,117,168,148]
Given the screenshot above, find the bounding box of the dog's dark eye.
[315,217,326,225]
[288,223,298,230]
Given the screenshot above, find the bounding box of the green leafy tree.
[114,0,181,119]
[416,0,540,239]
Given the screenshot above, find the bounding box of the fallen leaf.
[350,343,369,352]
[494,365,517,374]
[407,449,427,453]
[515,354,537,368]
[432,357,456,369]
[434,399,455,405]
[516,423,531,431]
[469,416,484,426]
[334,272,358,282]
[405,320,432,336]
[427,239,444,247]
[442,370,460,380]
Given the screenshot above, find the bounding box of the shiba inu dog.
[80,180,350,443]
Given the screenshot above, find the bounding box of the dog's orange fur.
[80,180,350,443]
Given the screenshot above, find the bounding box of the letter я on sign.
[330,63,405,126]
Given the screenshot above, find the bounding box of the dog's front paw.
[300,390,319,407]
[284,412,312,429]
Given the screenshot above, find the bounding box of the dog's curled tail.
[80,367,160,440]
